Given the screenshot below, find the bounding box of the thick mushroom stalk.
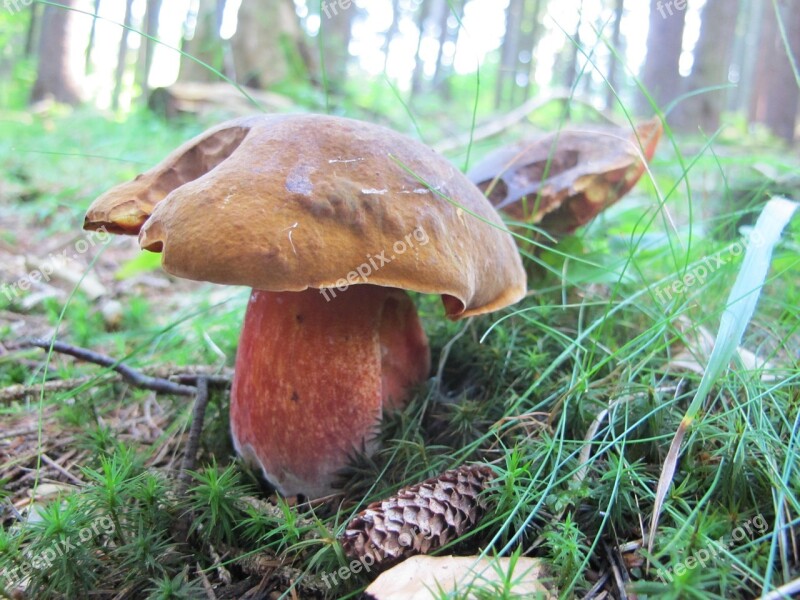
[231,285,430,498]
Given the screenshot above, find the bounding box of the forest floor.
[1,104,799,599]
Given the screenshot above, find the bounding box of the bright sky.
[79,0,708,110]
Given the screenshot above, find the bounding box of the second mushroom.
[84,114,526,498]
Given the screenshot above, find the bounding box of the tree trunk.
[564,1,583,89]
[638,0,686,115]
[730,0,763,114]
[605,0,624,109]
[383,0,401,73]
[24,1,41,58]
[761,0,800,142]
[521,0,544,100]
[433,0,464,97]
[137,0,163,96]
[432,0,451,88]
[30,0,83,105]
[318,0,356,91]
[673,0,740,132]
[233,0,307,89]
[111,0,134,111]
[179,0,224,83]
[84,0,101,73]
[749,0,775,124]
[495,0,524,109]
[411,0,434,95]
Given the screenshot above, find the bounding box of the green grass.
[2,14,800,600]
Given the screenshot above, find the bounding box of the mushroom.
[84,114,526,498]
[467,118,663,234]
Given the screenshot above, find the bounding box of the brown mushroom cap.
[467,118,663,234]
[84,122,251,235]
[86,114,526,319]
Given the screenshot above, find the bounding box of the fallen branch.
[40,453,84,487]
[1,377,95,404]
[197,561,217,600]
[0,426,44,440]
[1,367,232,404]
[19,338,214,397]
[25,338,197,396]
[178,377,210,495]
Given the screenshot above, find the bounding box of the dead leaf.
[364,555,554,600]
[467,118,663,234]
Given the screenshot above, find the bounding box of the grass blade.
[647,196,799,558]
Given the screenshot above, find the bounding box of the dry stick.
[0,426,45,440]
[40,453,84,487]
[762,578,800,600]
[23,338,197,397]
[1,496,23,523]
[208,544,232,585]
[0,370,231,404]
[177,377,210,495]
[196,562,217,600]
[173,377,212,544]
[581,571,610,600]
[0,376,95,404]
[603,541,629,600]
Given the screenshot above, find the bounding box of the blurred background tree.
[29,0,84,105]
[2,0,798,143]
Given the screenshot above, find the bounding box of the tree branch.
[178,377,210,494]
[22,338,199,397]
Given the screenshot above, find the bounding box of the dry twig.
[178,377,211,495]
[21,338,197,396]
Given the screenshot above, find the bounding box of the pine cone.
[340,464,494,567]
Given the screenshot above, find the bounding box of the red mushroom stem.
[230,284,430,498]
